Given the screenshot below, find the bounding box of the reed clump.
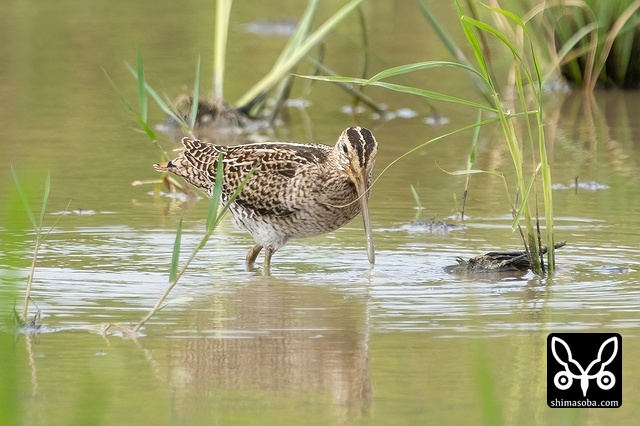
[302,1,556,274]
[508,0,640,90]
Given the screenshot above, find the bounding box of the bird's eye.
[341,143,349,154]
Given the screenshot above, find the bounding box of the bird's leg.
[246,244,263,267]
[263,247,275,276]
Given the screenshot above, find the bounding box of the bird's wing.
[181,139,329,217]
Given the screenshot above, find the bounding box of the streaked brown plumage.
[155,126,378,273]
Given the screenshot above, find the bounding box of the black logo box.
[547,333,622,408]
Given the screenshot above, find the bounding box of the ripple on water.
[12,219,640,338]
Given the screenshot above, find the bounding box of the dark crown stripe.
[346,126,366,166]
[346,126,378,169]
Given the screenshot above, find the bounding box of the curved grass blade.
[456,1,490,83]
[365,60,487,85]
[201,160,258,249]
[483,3,544,87]
[298,74,496,112]
[409,184,422,209]
[126,63,190,131]
[103,69,159,143]
[206,153,225,232]
[369,115,514,190]
[303,59,384,114]
[169,217,183,283]
[511,163,542,230]
[460,109,483,220]
[38,173,51,231]
[461,16,537,87]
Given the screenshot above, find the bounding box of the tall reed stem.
[214,0,233,99]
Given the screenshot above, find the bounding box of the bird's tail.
[153,161,173,172]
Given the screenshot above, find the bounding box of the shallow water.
[2,1,640,425]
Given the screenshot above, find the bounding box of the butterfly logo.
[551,336,618,397]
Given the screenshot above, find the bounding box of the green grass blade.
[541,152,554,271]
[299,75,496,111]
[38,173,50,230]
[456,1,490,83]
[446,169,506,179]
[10,166,37,230]
[474,341,504,426]
[511,164,541,230]
[487,3,545,89]
[199,163,257,251]
[463,17,526,68]
[190,55,201,130]
[206,153,225,232]
[135,117,159,142]
[482,3,525,27]
[103,69,158,141]
[370,114,518,189]
[460,109,484,220]
[409,184,422,208]
[212,164,257,229]
[41,199,72,244]
[169,217,183,283]
[103,68,136,114]
[469,109,482,165]
[364,60,488,86]
[136,45,148,123]
[126,63,190,130]
[236,0,363,108]
[304,58,383,114]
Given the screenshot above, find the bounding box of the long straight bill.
[356,177,375,265]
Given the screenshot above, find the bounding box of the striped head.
[334,126,378,265]
[335,126,378,185]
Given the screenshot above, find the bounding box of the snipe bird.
[154,126,378,273]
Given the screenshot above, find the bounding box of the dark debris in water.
[157,96,271,144]
[446,241,567,274]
